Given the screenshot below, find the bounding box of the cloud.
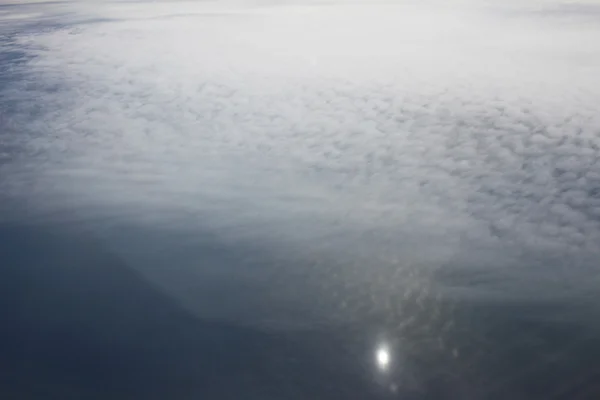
[11,1,599,245]
[2,1,600,325]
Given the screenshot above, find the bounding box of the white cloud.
[4,0,600,324]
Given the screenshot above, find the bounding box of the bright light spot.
[375,344,391,371]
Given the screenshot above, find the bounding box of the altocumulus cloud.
[5,0,600,258]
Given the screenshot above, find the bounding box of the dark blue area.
[1,222,599,399]
[3,222,440,399]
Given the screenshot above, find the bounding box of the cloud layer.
[10,2,599,245]
[2,1,600,326]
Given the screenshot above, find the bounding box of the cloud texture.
[2,1,600,326]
